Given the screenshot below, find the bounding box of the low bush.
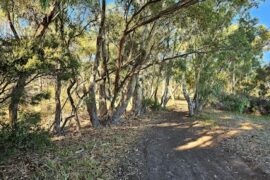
[217,94,270,115]
[248,97,270,115]
[0,112,52,161]
[219,94,250,113]
[142,98,162,111]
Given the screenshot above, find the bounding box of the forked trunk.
[111,76,136,123]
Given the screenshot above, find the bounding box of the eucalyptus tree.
[83,0,205,125]
[171,1,269,116]
[254,64,270,98]
[1,0,267,130]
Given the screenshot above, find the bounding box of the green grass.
[198,109,270,122]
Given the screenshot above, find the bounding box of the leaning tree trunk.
[132,75,143,116]
[54,75,62,134]
[9,75,27,129]
[182,76,195,117]
[61,80,81,131]
[111,76,136,123]
[68,83,81,130]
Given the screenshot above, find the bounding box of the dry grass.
[0,115,151,180]
[1,99,270,179]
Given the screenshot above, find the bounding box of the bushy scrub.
[219,94,250,113]
[248,97,270,115]
[217,94,270,115]
[0,112,52,160]
[142,98,162,111]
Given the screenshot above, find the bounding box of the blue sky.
[250,0,270,62]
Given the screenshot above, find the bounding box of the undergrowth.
[0,112,52,162]
[0,121,142,179]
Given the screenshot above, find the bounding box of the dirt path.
[116,110,269,180]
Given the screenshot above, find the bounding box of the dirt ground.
[115,110,270,180]
[1,101,269,179]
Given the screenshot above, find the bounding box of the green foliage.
[39,0,50,8]
[248,96,270,115]
[30,91,51,105]
[219,94,250,113]
[143,98,163,111]
[255,64,270,97]
[0,112,52,161]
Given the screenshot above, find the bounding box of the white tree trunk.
[132,75,143,115]
[182,75,195,116]
[160,75,170,108]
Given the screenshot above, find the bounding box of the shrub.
[30,91,51,105]
[248,97,270,115]
[219,94,250,113]
[142,98,162,111]
[0,112,52,161]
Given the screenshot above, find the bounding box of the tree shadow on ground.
[1,108,269,179]
[114,110,269,180]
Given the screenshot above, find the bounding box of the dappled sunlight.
[167,99,189,112]
[175,135,214,151]
[192,121,206,127]
[51,135,66,142]
[174,128,244,152]
[173,120,260,152]
[224,129,240,137]
[239,122,262,130]
[150,101,268,154]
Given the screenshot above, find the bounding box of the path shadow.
[114,110,269,180]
